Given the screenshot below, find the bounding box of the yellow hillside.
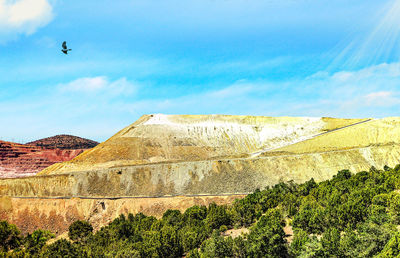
[270,118,400,155]
[39,115,364,175]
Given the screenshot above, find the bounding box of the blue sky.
[1,0,400,142]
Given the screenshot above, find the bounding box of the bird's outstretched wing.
[62,41,67,50]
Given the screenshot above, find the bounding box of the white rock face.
[125,114,325,156]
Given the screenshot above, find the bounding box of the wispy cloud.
[122,62,400,118]
[60,76,108,92]
[0,0,53,42]
[0,75,139,142]
[364,91,400,107]
[1,62,399,143]
[58,76,136,96]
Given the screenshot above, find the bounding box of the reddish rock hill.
[0,135,98,178]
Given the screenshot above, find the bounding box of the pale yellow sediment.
[274,118,400,155]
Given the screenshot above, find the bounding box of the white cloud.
[299,62,400,116]
[59,76,136,96]
[0,0,53,42]
[0,75,140,142]
[365,91,392,101]
[364,91,400,107]
[60,76,108,92]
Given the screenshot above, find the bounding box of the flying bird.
[61,41,72,55]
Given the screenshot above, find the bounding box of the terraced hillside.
[1,114,400,234]
[39,115,366,175]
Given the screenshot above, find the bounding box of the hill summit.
[27,134,98,150]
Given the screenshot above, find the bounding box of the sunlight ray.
[330,0,400,71]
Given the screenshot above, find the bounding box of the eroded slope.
[39,115,364,175]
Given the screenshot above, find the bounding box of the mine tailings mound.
[0,135,98,179]
[1,114,400,234]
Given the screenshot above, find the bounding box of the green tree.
[134,230,162,257]
[292,200,325,233]
[388,193,400,223]
[180,227,205,252]
[299,236,324,257]
[0,221,22,252]
[377,231,400,257]
[339,228,361,257]
[232,236,247,258]
[162,209,182,227]
[42,239,85,257]
[205,203,231,230]
[290,228,310,256]
[160,225,183,257]
[187,248,201,258]
[321,227,342,257]
[99,240,140,258]
[299,178,318,196]
[340,221,395,257]
[68,220,93,243]
[24,229,54,255]
[246,209,288,257]
[199,231,233,258]
[183,205,208,226]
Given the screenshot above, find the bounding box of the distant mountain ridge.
[26,134,99,150]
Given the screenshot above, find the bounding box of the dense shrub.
[0,220,22,252]
[68,220,93,243]
[24,229,54,255]
[42,239,85,257]
[246,209,288,257]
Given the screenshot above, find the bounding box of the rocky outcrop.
[0,135,98,178]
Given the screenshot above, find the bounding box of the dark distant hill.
[26,134,99,150]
